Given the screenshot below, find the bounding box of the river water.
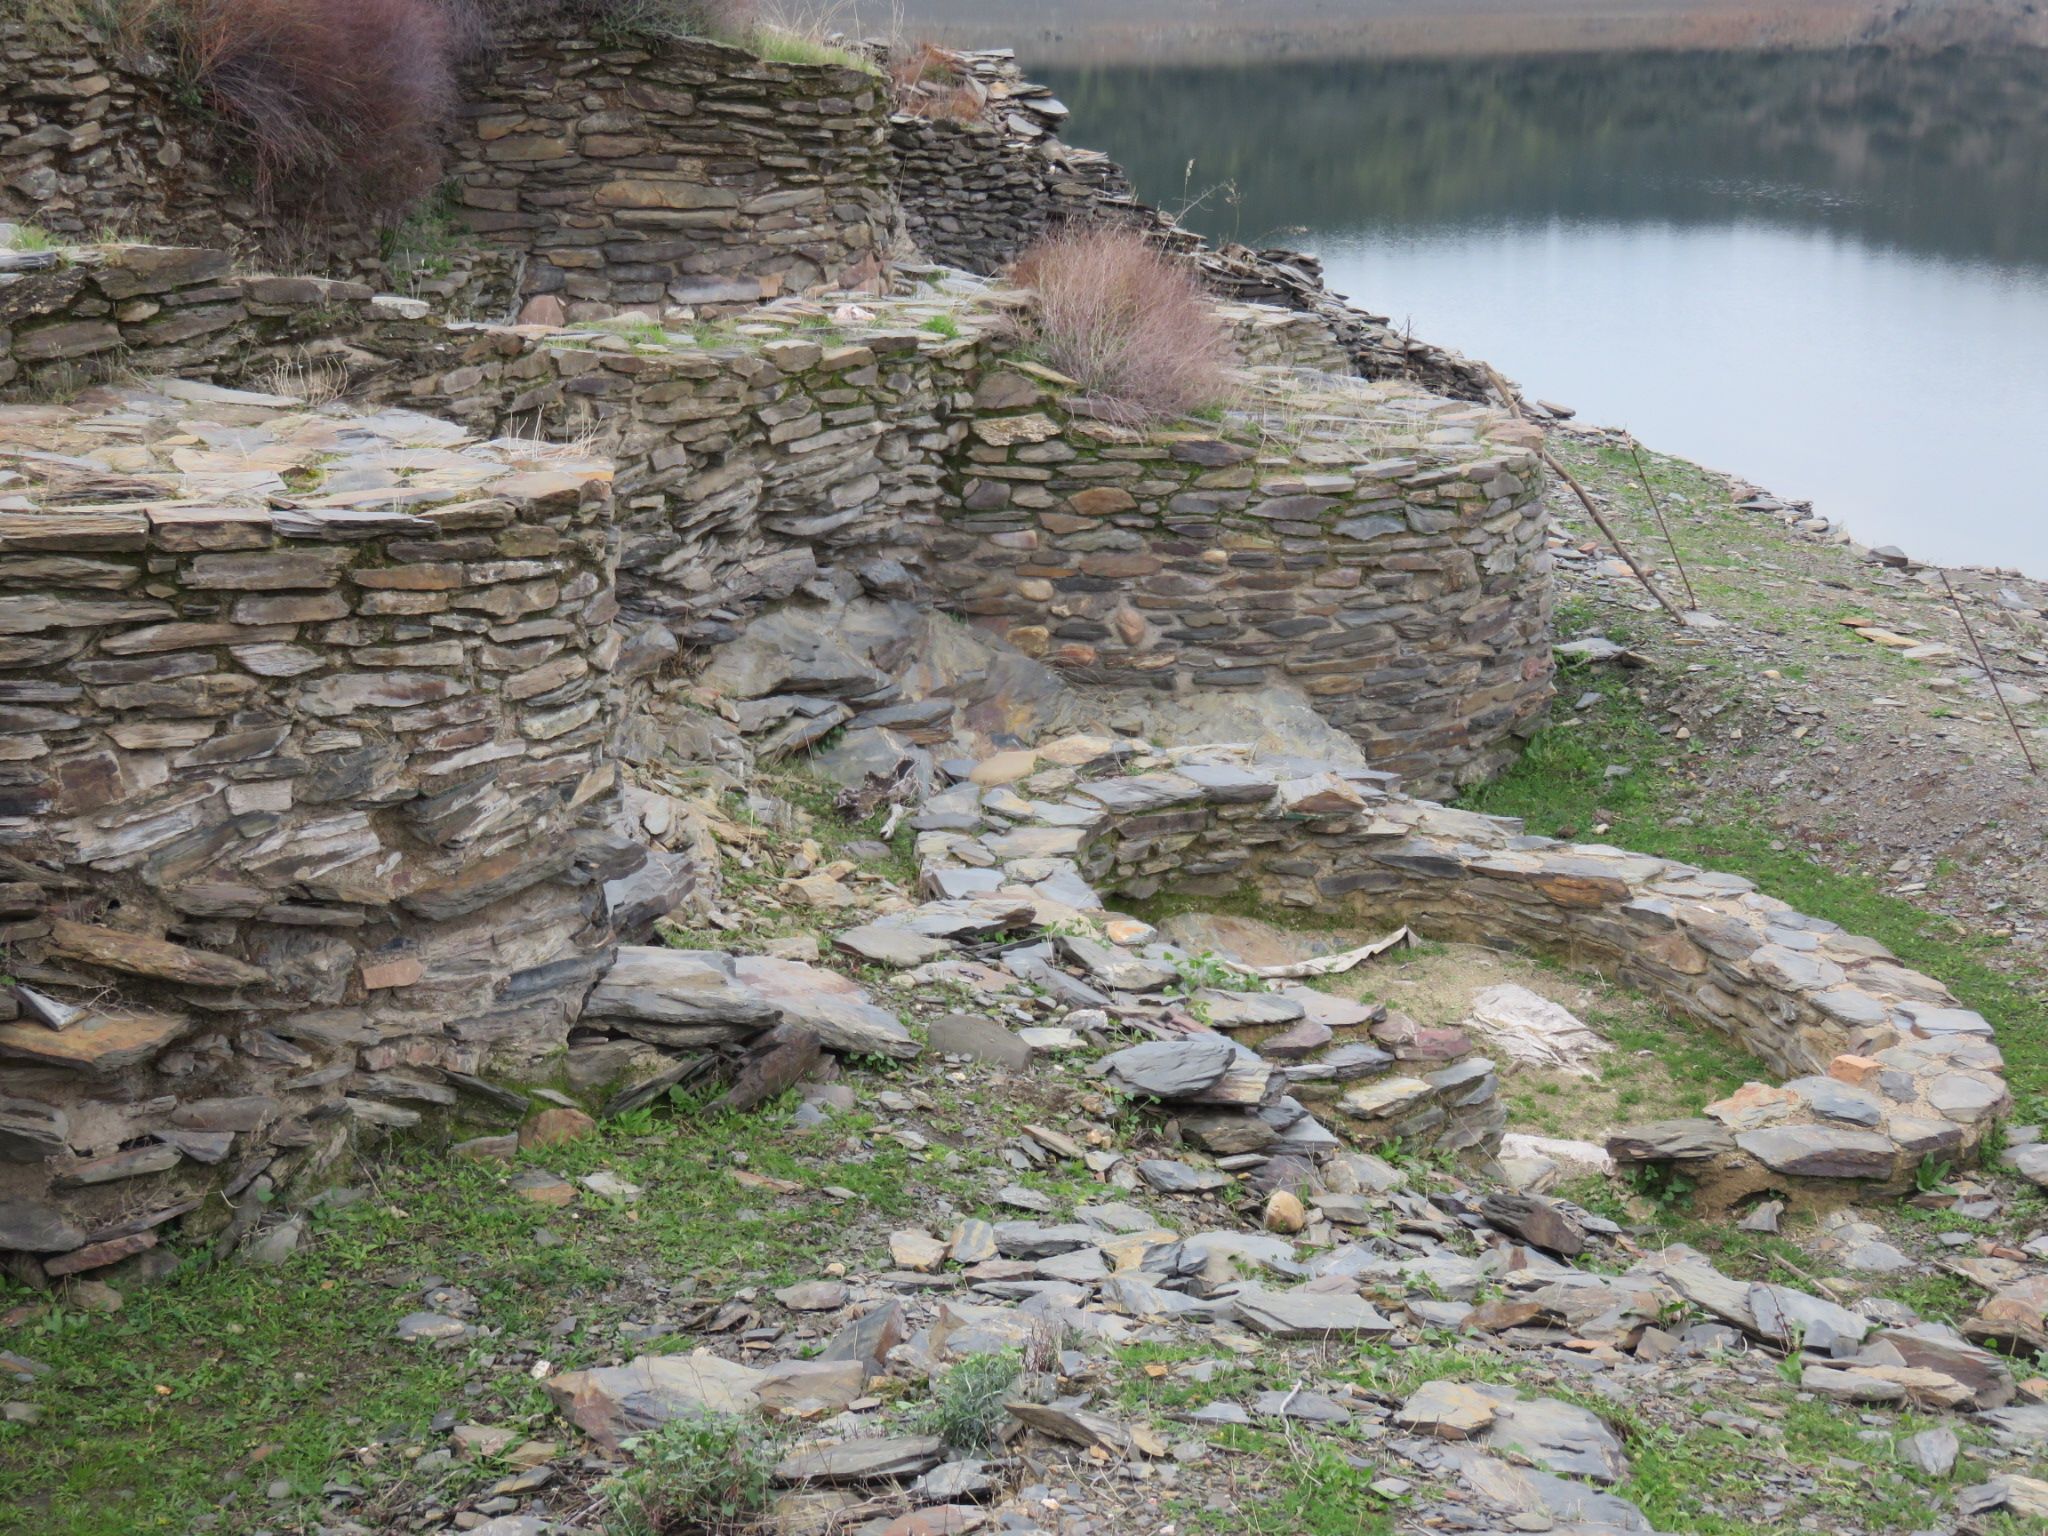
[1030,49,2048,575]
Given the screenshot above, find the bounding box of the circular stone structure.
[908,739,2008,1202]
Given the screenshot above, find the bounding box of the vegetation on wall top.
[24,0,865,219]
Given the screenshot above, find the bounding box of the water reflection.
[1042,50,2048,570]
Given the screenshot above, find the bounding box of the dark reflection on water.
[1041,50,2048,571]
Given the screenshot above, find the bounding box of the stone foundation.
[0,382,628,1261]
[927,372,1555,796]
[910,745,2009,1197]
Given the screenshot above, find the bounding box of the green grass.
[1174,1429,1396,1536]
[751,27,881,73]
[0,1091,933,1536]
[1462,672,2048,1103]
[1,222,59,252]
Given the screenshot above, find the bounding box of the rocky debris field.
[9,729,2048,1536]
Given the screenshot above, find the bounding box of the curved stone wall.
[3,243,1555,795]
[452,34,902,316]
[926,374,1555,797]
[0,382,627,1262]
[0,21,900,308]
[911,746,2009,1198]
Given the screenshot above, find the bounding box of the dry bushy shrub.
[169,0,459,211]
[568,0,762,44]
[890,40,981,120]
[1010,226,1235,425]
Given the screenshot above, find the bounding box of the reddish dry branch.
[174,0,459,208]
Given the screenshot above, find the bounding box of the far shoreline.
[893,0,2048,67]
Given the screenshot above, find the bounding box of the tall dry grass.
[1010,225,1234,425]
[173,0,458,209]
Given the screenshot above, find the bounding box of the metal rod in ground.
[1483,365,1688,625]
[1942,569,2041,775]
[1627,436,1700,612]
[1541,446,1690,624]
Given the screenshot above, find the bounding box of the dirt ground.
[1155,914,1766,1141]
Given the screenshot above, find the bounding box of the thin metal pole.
[1942,569,2040,775]
[1485,365,1687,625]
[1627,436,1699,612]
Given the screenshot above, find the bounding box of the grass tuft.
[916,1349,1022,1451]
[600,1410,779,1536]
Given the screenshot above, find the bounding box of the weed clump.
[600,1411,779,1536]
[916,1349,1022,1452]
[1009,226,1234,425]
[891,40,982,120]
[168,0,459,210]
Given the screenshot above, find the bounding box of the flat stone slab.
[1735,1124,1898,1179]
[1230,1286,1394,1338]
[1395,1380,1498,1440]
[0,1009,191,1074]
[730,955,921,1059]
[546,1353,767,1453]
[1483,1395,1630,1485]
[1100,1039,1238,1100]
[772,1434,947,1485]
[584,948,782,1028]
[834,924,955,969]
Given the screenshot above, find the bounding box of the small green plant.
[599,1411,779,1536]
[1164,948,1265,998]
[1627,1161,1696,1210]
[920,313,961,339]
[2,223,59,252]
[1774,1324,1809,1385]
[611,1106,658,1137]
[1913,1153,1955,1194]
[916,1349,1022,1452]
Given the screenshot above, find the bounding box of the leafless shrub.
[1009,225,1235,425]
[890,40,981,120]
[171,0,459,212]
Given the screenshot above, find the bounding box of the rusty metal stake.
[1627,437,1699,612]
[1485,366,1688,626]
[1942,569,2040,775]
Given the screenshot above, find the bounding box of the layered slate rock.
[0,381,622,1268]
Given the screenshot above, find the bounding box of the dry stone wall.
[0,16,380,272]
[451,34,901,316]
[926,375,1554,797]
[917,745,2011,1199]
[1,244,1555,794]
[889,112,1136,279]
[379,320,997,646]
[0,380,631,1263]
[0,242,391,393]
[1,22,901,309]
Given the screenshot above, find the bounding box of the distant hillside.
[891,0,2048,63]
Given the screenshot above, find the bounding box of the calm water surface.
[1038,50,2048,574]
